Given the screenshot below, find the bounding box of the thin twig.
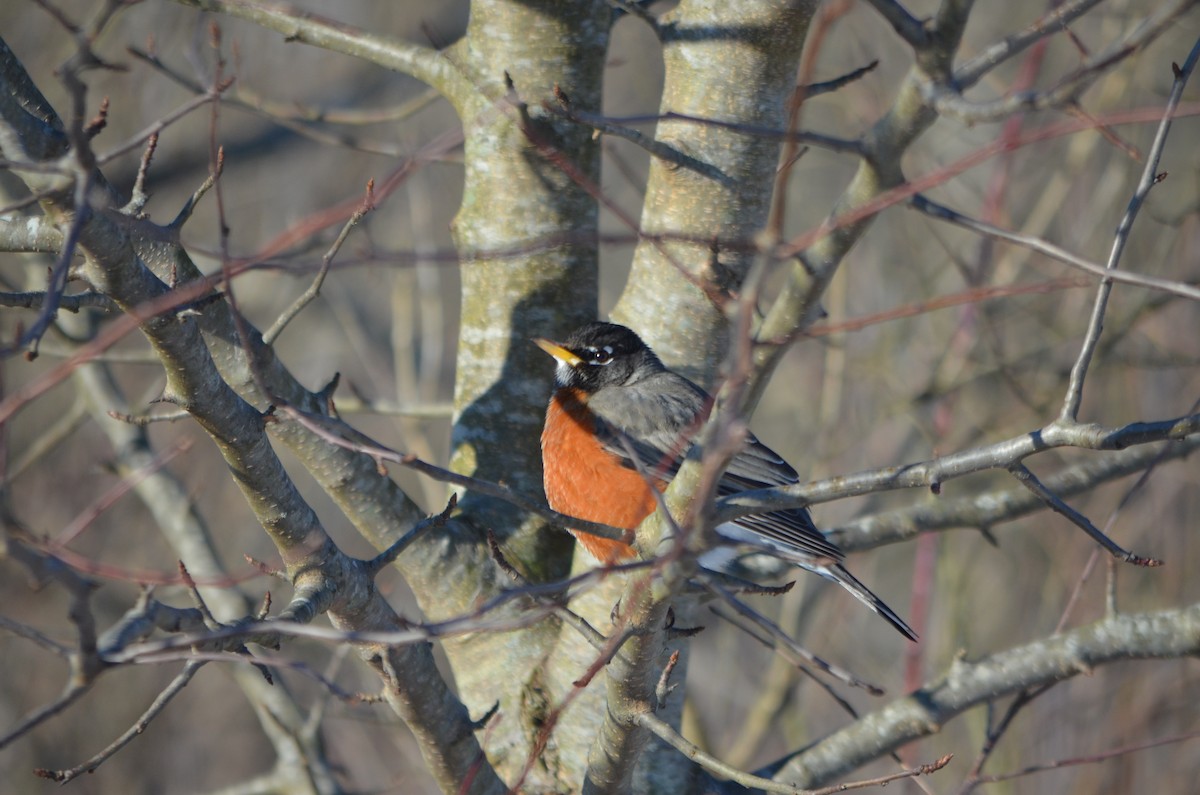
[326,395,453,418]
[365,494,455,575]
[11,170,92,359]
[105,561,655,665]
[1056,396,1200,631]
[653,650,681,711]
[49,437,193,549]
[1007,463,1161,566]
[1056,549,1101,634]
[766,0,848,246]
[909,195,1200,303]
[0,289,118,312]
[774,101,1200,263]
[35,660,207,783]
[32,344,161,363]
[975,730,1200,785]
[1060,35,1200,421]
[705,582,884,695]
[957,685,1054,794]
[714,413,1200,531]
[804,754,952,795]
[865,0,929,48]
[484,530,609,653]
[108,408,192,425]
[98,86,230,168]
[5,398,88,480]
[638,711,952,793]
[955,0,1104,87]
[0,615,71,656]
[263,180,374,344]
[170,168,217,230]
[123,131,158,215]
[546,97,733,186]
[127,45,442,157]
[804,59,880,98]
[178,559,274,684]
[832,435,1200,552]
[0,681,91,752]
[162,0,459,98]
[639,711,808,793]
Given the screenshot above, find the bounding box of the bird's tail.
[704,524,918,641]
[823,564,918,641]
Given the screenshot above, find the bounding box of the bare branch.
[0,680,91,752]
[640,711,953,794]
[545,98,735,186]
[958,685,1054,794]
[278,403,635,545]
[263,179,373,344]
[0,36,503,793]
[328,394,453,418]
[802,59,879,98]
[1007,462,1159,566]
[35,661,206,783]
[0,289,119,312]
[954,0,1105,87]
[128,45,443,156]
[365,494,456,576]
[705,582,885,695]
[975,730,1200,786]
[930,1,1193,122]
[866,1,929,48]
[0,615,71,656]
[830,435,1200,552]
[122,131,158,215]
[716,416,1200,531]
[776,603,1200,788]
[909,195,1200,303]
[1061,34,1200,421]
[640,712,809,794]
[170,0,465,99]
[484,529,610,653]
[0,215,64,253]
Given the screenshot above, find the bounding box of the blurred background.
[1,1,1197,792]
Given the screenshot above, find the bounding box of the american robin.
[535,321,917,641]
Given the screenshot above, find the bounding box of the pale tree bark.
[611,1,816,384]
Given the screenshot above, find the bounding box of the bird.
[534,321,917,641]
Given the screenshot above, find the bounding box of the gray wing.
[588,372,843,562]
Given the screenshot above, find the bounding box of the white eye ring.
[585,345,614,365]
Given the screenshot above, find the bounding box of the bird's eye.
[585,346,614,365]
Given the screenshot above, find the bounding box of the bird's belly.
[542,396,659,562]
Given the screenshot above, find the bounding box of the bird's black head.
[534,322,665,394]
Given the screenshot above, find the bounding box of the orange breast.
[541,389,661,564]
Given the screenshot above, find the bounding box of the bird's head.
[533,322,664,394]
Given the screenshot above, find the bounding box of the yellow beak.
[533,337,583,367]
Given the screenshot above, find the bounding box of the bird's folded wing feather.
[590,401,843,563]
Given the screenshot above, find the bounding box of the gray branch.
[830,435,1200,552]
[1060,32,1200,421]
[715,416,1199,532]
[0,34,504,795]
[170,0,464,100]
[774,603,1200,788]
